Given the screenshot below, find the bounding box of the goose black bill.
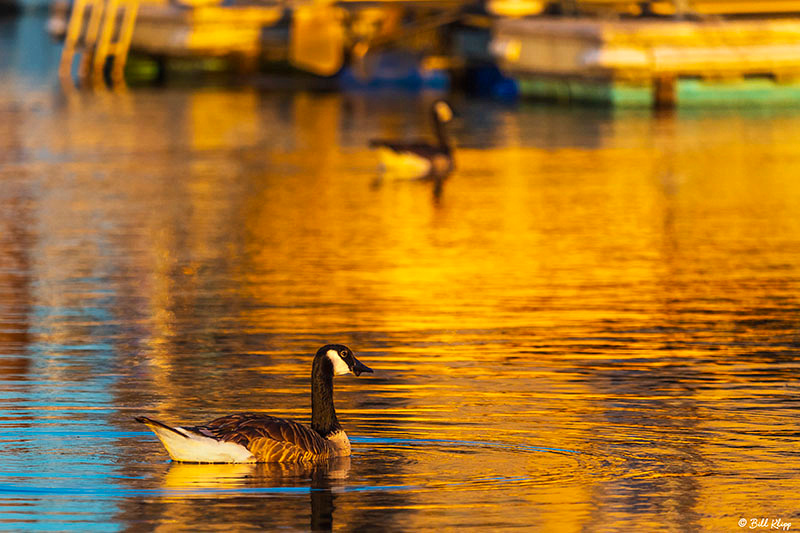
[352,357,373,376]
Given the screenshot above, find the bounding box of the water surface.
[2,14,800,532]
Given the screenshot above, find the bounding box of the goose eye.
[340,350,349,358]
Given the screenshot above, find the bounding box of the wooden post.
[654,75,676,108]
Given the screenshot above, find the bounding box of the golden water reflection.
[1,89,799,531]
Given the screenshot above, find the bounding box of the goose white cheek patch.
[326,350,351,375]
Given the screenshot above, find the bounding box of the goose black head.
[318,344,373,377]
[432,100,453,124]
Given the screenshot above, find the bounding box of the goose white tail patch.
[145,423,255,463]
[326,349,351,375]
[377,147,431,178]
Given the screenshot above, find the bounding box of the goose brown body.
[135,344,372,463]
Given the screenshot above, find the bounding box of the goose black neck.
[432,112,451,152]
[311,353,341,437]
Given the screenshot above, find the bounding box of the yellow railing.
[59,0,139,87]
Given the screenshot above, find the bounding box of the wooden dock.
[49,0,800,103]
[487,1,800,19]
[492,15,800,107]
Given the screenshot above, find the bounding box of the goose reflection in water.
[158,457,351,532]
[370,173,449,206]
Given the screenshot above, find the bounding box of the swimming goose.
[135,344,373,463]
[369,99,454,179]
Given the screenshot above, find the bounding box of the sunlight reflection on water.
[2,16,800,532]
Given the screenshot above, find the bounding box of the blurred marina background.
[2,0,800,532]
[8,0,800,103]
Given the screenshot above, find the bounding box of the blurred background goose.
[369,99,454,179]
[136,344,372,463]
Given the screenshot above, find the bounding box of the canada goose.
[369,99,454,179]
[135,344,373,463]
